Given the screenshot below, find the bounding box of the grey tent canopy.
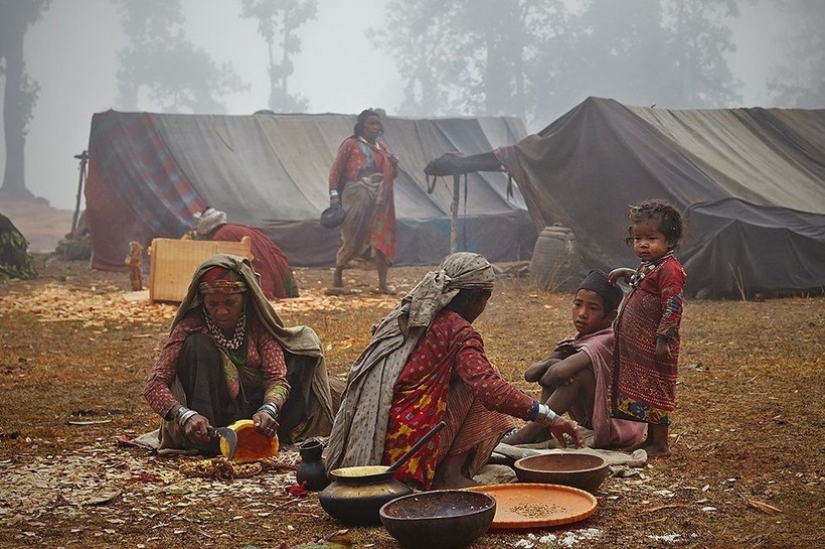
[430,97,825,298]
[85,111,535,271]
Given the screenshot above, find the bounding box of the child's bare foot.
[642,442,671,458]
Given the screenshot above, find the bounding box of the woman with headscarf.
[143,254,334,453]
[324,252,583,490]
[195,207,299,300]
[328,108,398,294]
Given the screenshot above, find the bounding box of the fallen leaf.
[648,504,689,512]
[746,499,782,515]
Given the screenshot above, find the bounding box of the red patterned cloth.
[211,223,298,299]
[382,310,533,489]
[561,328,646,448]
[611,256,686,425]
[198,266,246,294]
[328,137,397,261]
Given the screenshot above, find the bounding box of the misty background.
[1,0,821,211]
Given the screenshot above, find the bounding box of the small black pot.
[296,440,330,492]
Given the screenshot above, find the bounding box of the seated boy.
[503,269,645,448]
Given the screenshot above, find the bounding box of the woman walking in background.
[328,109,398,294]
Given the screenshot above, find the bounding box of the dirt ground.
[1,204,824,548]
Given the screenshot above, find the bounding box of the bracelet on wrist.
[329,190,339,198]
[175,406,197,428]
[537,403,560,424]
[257,402,279,419]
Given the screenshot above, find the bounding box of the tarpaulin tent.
[489,97,825,298]
[85,111,534,271]
[681,198,825,296]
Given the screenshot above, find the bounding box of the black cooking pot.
[319,421,446,525]
[319,465,413,526]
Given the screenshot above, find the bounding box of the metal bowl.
[320,204,345,228]
[380,490,496,549]
[513,453,609,493]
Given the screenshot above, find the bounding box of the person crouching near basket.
[143,254,334,454]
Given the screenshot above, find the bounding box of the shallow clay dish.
[467,483,597,529]
[513,452,609,493]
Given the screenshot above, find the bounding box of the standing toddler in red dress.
[609,200,686,457]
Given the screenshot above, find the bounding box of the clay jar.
[295,440,330,492]
[318,421,446,525]
[319,465,413,526]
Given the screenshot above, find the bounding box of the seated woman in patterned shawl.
[324,252,583,490]
[144,254,334,454]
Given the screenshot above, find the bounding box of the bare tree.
[549,0,742,117]
[768,0,825,108]
[544,0,670,116]
[113,0,247,114]
[660,0,742,107]
[377,0,458,117]
[380,0,566,123]
[240,0,317,113]
[382,0,745,126]
[0,0,51,202]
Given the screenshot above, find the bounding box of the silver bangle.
[257,402,278,419]
[175,406,197,428]
[329,190,339,198]
[536,403,560,425]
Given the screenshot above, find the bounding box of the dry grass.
[1,255,824,548]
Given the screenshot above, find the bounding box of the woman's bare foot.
[432,452,476,489]
[645,424,670,457]
[432,474,479,490]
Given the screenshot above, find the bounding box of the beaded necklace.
[629,250,674,288]
[205,310,247,351]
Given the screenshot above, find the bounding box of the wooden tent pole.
[71,150,88,236]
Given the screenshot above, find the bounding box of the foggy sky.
[2,0,786,211]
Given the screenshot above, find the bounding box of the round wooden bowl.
[513,453,609,493]
[379,490,496,549]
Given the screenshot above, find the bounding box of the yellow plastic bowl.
[220,419,280,463]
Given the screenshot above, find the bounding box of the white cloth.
[196,207,227,235]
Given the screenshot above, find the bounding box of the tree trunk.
[0,25,34,202]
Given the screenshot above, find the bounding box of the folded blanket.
[494,441,648,468]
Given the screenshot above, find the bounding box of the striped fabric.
[86,111,207,270]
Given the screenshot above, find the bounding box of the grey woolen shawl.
[323,252,496,471]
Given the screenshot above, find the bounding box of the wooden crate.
[148,237,252,303]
